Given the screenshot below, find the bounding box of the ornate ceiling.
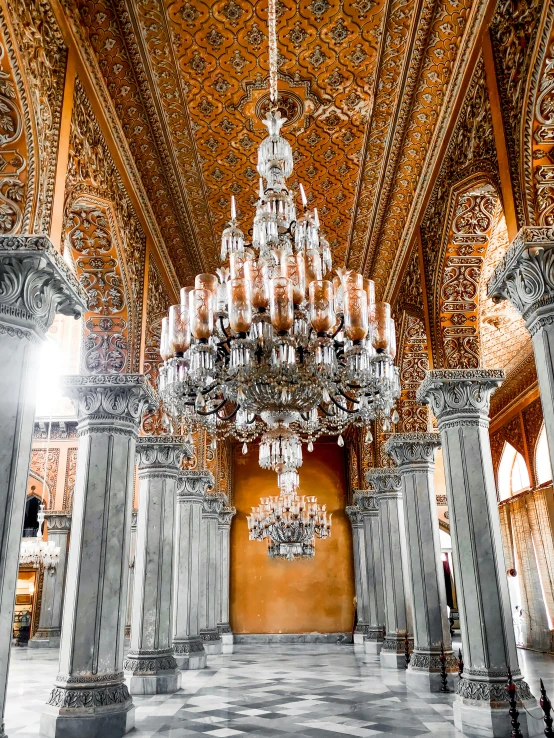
[72,0,475,291]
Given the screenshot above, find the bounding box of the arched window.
[498,443,530,501]
[23,493,41,538]
[536,426,552,486]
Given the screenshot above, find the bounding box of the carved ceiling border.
[56,0,180,294]
[382,0,493,301]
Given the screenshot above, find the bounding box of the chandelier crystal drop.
[247,492,331,560]
[157,0,400,509]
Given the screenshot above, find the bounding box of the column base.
[218,624,234,649]
[406,649,457,693]
[173,638,207,670]
[380,634,412,670]
[453,695,543,737]
[29,636,61,649]
[40,680,134,738]
[123,650,181,694]
[201,629,222,655]
[364,639,383,656]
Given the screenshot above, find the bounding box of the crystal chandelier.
[158,0,400,494]
[20,503,60,571]
[247,491,331,560]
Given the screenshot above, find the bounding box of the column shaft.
[200,494,225,655]
[124,437,191,695]
[386,434,455,691]
[173,471,213,670]
[40,375,155,738]
[356,493,385,654]
[124,511,137,643]
[29,513,72,648]
[346,506,371,643]
[217,507,235,645]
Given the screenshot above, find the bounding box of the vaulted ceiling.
[76,0,475,292]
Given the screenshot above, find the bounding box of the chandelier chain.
[268,0,278,104]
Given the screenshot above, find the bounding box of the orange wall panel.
[230,441,355,634]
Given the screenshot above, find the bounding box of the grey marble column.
[124,436,192,695]
[354,491,385,655]
[346,504,371,644]
[386,433,456,691]
[0,236,85,738]
[366,469,413,669]
[418,370,542,737]
[200,494,226,655]
[173,470,213,670]
[40,375,156,738]
[217,505,235,646]
[489,227,554,477]
[124,510,138,644]
[29,513,72,649]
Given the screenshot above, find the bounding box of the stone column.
[417,370,542,737]
[385,433,456,691]
[29,513,72,649]
[40,375,156,738]
[124,436,192,695]
[0,235,85,738]
[489,227,554,477]
[366,469,413,669]
[354,491,385,655]
[173,470,213,670]
[217,505,235,646]
[346,504,371,644]
[200,493,226,655]
[124,510,138,644]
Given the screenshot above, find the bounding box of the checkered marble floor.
[5,643,554,738]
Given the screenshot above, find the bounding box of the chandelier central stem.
[268,0,278,105]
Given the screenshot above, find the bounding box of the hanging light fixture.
[157,0,400,495]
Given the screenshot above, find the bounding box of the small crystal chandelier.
[20,503,60,571]
[157,0,400,493]
[247,491,331,560]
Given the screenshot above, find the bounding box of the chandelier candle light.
[158,0,400,558]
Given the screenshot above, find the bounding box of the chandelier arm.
[219,316,229,339]
[331,316,344,339]
[195,398,229,416]
[217,404,239,422]
[329,395,359,414]
[337,388,360,404]
[318,404,334,417]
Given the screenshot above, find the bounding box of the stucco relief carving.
[63,448,78,510]
[7,0,67,234]
[30,448,60,507]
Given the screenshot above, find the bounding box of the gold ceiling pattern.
[74,0,474,289]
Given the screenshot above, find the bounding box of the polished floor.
[5,644,554,737]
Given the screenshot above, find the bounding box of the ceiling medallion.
[157,0,400,560]
[256,91,303,127]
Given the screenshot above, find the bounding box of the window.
[498,443,530,501]
[536,426,552,486]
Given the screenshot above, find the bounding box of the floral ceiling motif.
[73,0,473,289]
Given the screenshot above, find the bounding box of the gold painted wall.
[230,440,355,634]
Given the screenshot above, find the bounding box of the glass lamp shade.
[228,278,253,334]
[245,259,270,309]
[387,316,397,359]
[281,253,306,305]
[343,288,368,341]
[189,288,214,340]
[309,280,335,333]
[364,278,375,311]
[305,249,323,286]
[195,273,218,295]
[343,271,363,292]
[160,316,172,361]
[168,304,190,354]
[269,277,294,332]
[372,301,391,351]
[230,251,252,279]
[180,285,194,308]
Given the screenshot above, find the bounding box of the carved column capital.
[365,468,402,497]
[346,505,363,527]
[202,493,226,518]
[0,235,86,340]
[218,505,236,527]
[385,432,441,471]
[488,226,554,331]
[416,369,503,428]
[44,512,71,532]
[61,374,158,435]
[177,470,214,502]
[136,435,193,476]
[352,490,379,515]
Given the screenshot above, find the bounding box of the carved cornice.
[0,235,87,338]
[44,512,71,532]
[417,369,504,423]
[61,374,158,429]
[488,226,554,328]
[136,435,193,472]
[385,432,441,469]
[365,468,402,494]
[176,469,214,500]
